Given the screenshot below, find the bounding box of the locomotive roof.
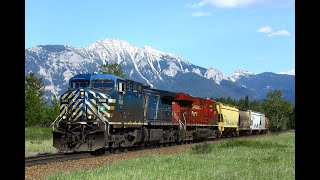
[69,74,126,82]
[174,92,197,102]
[144,89,179,99]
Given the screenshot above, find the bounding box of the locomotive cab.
[52,74,124,152]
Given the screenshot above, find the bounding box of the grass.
[48,131,295,180]
[191,142,213,154]
[25,127,59,155]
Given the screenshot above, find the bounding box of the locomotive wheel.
[232,131,237,137]
[217,131,222,138]
[119,147,128,152]
[212,130,218,139]
[91,148,105,156]
[114,148,120,153]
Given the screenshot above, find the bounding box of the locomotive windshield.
[69,79,90,89]
[91,79,114,90]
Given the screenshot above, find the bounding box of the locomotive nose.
[68,89,86,122]
[69,100,85,121]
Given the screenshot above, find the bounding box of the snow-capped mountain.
[228,68,255,82]
[278,68,295,76]
[234,72,295,104]
[204,67,226,84]
[25,39,295,103]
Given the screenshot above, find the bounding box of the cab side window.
[118,81,126,94]
[130,82,133,91]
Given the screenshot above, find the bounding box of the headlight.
[80,91,85,96]
[62,115,67,120]
[87,114,94,120]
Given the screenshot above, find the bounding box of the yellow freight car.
[215,102,240,137]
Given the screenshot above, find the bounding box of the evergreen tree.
[25,72,46,126]
[45,95,60,126]
[238,98,244,110]
[250,100,264,113]
[243,95,250,110]
[262,90,293,131]
[100,62,126,78]
[288,106,295,129]
[226,97,232,105]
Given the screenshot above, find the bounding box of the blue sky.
[26,0,295,77]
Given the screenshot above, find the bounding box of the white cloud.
[268,30,291,37]
[258,26,272,33]
[188,0,209,8]
[192,11,212,17]
[189,0,263,9]
[187,0,294,9]
[210,0,261,8]
[258,26,291,37]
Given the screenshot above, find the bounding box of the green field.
[25,127,59,156]
[48,131,295,179]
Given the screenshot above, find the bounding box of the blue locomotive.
[52,74,179,152]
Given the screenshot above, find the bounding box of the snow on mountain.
[25,38,294,103]
[235,72,295,104]
[204,67,226,84]
[228,68,255,82]
[162,61,180,77]
[192,68,203,76]
[278,68,295,76]
[25,39,225,98]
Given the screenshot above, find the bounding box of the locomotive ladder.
[173,111,186,131]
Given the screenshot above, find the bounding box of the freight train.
[52,73,268,153]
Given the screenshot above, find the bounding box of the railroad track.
[25,131,290,167]
[25,152,92,167]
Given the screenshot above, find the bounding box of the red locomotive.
[172,92,220,140]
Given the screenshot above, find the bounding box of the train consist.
[52,74,268,153]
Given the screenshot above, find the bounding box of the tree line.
[25,63,294,131]
[25,72,60,127]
